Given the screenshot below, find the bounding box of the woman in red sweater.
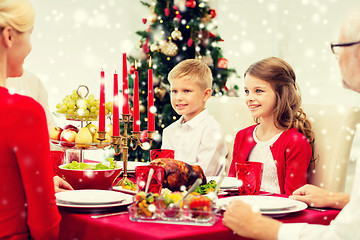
[0,0,62,239]
[229,57,315,195]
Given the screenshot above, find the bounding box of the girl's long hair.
[245,57,315,161]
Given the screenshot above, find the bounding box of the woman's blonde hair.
[245,57,315,160]
[0,0,35,32]
[168,59,213,90]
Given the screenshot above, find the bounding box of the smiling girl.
[228,57,315,195]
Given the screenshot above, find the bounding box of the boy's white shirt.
[161,108,228,176]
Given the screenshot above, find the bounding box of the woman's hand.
[222,200,281,240]
[53,176,74,193]
[289,184,349,209]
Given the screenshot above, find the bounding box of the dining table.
[58,190,340,240]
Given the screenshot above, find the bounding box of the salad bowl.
[59,161,122,190]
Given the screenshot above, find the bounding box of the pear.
[75,127,93,149]
[86,122,98,138]
[93,130,111,148]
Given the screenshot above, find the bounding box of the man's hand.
[53,176,74,193]
[289,184,349,209]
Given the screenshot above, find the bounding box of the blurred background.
[23,0,359,192]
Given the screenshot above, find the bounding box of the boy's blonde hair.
[0,0,35,33]
[168,59,213,89]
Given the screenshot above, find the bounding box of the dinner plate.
[56,190,126,205]
[217,191,228,196]
[56,191,133,209]
[207,176,241,189]
[216,195,307,215]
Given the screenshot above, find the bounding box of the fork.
[91,211,128,219]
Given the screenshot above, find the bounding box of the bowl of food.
[187,194,213,221]
[59,160,122,190]
[128,191,159,220]
[158,190,184,220]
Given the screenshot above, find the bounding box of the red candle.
[99,69,105,132]
[113,72,120,136]
[122,53,130,115]
[133,61,140,132]
[148,57,155,132]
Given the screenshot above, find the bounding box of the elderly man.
[222,5,360,240]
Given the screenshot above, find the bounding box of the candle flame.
[135,60,138,70]
[149,57,152,68]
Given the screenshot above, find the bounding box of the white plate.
[120,161,148,172]
[216,195,307,215]
[56,190,125,205]
[207,176,241,189]
[56,191,133,209]
[217,191,228,196]
[112,186,137,195]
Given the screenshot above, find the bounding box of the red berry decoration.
[209,9,216,18]
[186,0,196,8]
[218,58,228,69]
[142,43,149,54]
[142,18,147,24]
[173,6,182,21]
[187,38,193,47]
[208,31,216,38]
[165,8,170,17]
[129,65,136,75]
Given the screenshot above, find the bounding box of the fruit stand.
[49,85,113,162]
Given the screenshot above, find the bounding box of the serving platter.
[128,204,218,226]
[50,139,111,150]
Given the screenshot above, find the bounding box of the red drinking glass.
[235,162,264,195]
[50,150,65,177]
[150,149,175,161]
[135,165,165,194]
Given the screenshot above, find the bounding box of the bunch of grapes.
[56,89,113,121]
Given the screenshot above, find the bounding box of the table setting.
[57,155,340,240]
[58,167,340,240]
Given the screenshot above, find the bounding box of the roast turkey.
[150,158,207,191]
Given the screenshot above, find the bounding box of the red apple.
[60,129,78,147]
[49,126,63,143]
[63,124,79,132]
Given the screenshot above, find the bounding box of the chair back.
[302,104,360,192]
[207,97,255,174]
[207,96,360,192]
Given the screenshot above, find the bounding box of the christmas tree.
[126,0,238,162]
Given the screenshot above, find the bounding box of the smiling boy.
[161,59,228,176]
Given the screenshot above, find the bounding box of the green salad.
[63,158,118,170]
[194,180,217,194]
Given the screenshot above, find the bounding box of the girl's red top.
[229,124,312,195]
